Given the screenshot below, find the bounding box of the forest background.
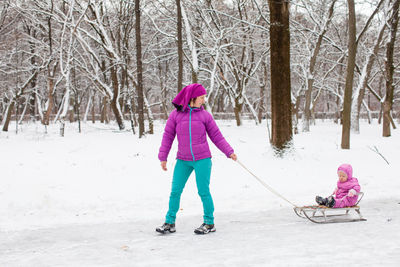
[1,2,400,265]
[0,0,399,146]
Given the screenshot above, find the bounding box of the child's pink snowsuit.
[334,164,361,208]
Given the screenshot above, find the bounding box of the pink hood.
[337,163,353,179]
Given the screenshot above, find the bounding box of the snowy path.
[1,199,399,267]
[1,121,400,266]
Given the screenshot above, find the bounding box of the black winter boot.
[156,223,176,234]
[315,196,327,206]
[326,196,336,208]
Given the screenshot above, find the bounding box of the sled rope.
[236,159,298,208]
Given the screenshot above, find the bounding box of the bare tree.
[257,58,268,124]
[2,63,43,131]
[351,19,386,133]
[349,0,386,133]
[269,0,292,151]
[135,0,145,137]
[341,0,357,149]
[24,23,38,122]
[383,0,400,137]
[1,0,398,138]
[301,0,337,132]
[83,2,125,130]
[1,4,46,131]
[37,0,60,126]
[176,0,183,93]
[200,0,266,125]
[56,0,81,136]
[180,2,199,83]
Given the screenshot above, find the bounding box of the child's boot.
[326,196,336,208]
[315,196,327,206]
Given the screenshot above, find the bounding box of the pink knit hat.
[172,83,207,111]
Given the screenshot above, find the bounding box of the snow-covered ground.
[1,120,399,266]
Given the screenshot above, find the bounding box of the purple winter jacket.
[333,164,361,208]
[158,106,234,162]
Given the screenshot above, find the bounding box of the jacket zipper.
[189,106,195,161]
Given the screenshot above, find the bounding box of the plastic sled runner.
[294,192,367,224]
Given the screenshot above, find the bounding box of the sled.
[294,192,367,224]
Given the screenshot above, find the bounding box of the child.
[315,163,361,208]
[156,83,237,235]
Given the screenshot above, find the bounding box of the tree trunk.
[258,82,266,124]
[131,97,138,127]
[43,64,57,125]
[2,100,15,132]
[18,97,29,124]
[383,0,400,137]
[258,59,267,123]
[135,0,145,138]
[334,56,345,124]
[144,95,154,134]
[302,78,313,132]
[101,96,109,124]
[176,0,183,93]
[91,93,96,123]
[75,95,81,133]
[110,66,125,130]
[293,96,301,134]
[29,90,36,122]
[28,76,37,123]
[42,6,56,126]
[69,98,75,123]
[158,54,168,120]
[29,43,37,122]
[83,92,91,123]
[215,88,225,113]
[233,98,242,127]
[341,0,357,149]
[126,97,136,135]
[268,0,293,151]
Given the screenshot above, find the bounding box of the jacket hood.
[337,163,353,180]
[172,83,207,111]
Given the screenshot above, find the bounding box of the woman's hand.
[229,153,237,161]
[161,161,167,171]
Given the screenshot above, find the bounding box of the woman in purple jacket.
[156,83,237,235]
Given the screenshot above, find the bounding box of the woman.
[156,83,237,235]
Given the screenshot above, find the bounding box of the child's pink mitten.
[347,189,357,197]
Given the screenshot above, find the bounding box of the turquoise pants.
[165,158,214,225]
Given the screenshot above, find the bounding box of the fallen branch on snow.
[367,145,389,165]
